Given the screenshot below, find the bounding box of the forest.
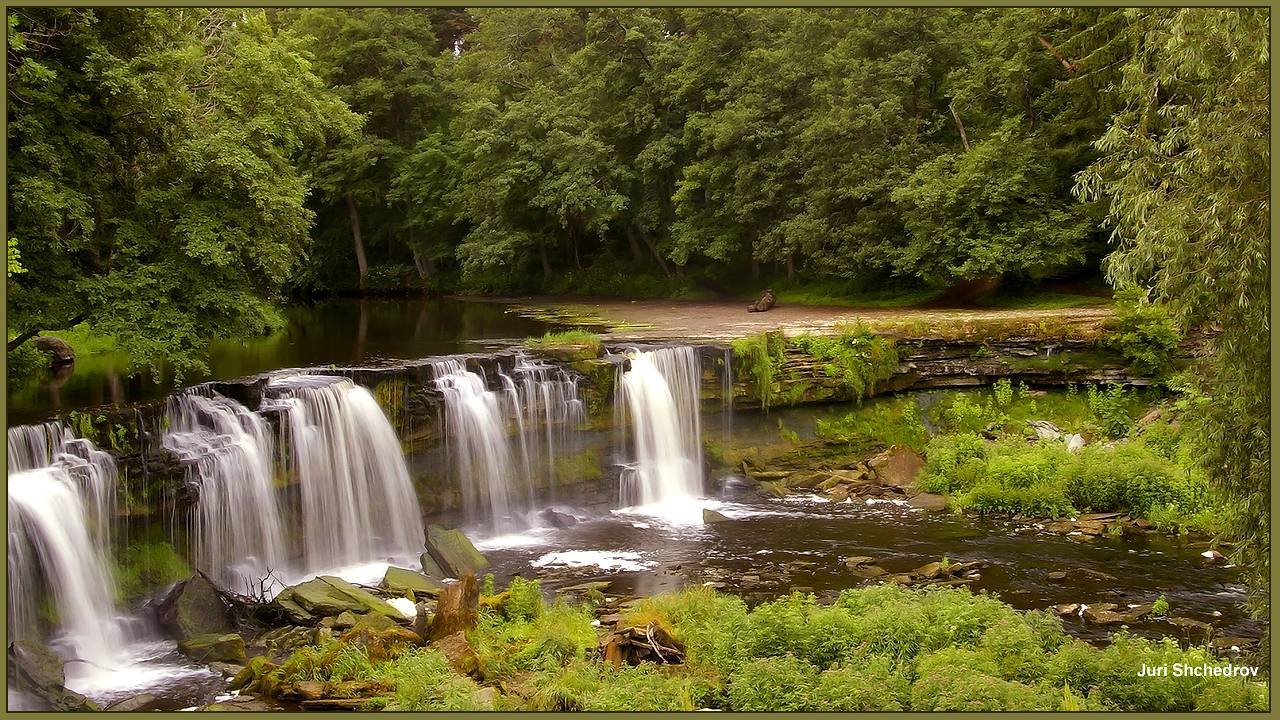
[3,6,1272,712]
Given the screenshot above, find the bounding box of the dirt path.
[504,297,1114,342]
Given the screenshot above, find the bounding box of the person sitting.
[747,288,776,312]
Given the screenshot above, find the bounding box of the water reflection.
[8,297,558,423]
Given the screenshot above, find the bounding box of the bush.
[530,661,714,711]
[471,591,597,678]
[732,331,786,411]
[1103,287,1183,377]
[813,657,910,710]
[789,323,899,402]
[728,655,819,711]
[814,396,928,452]
[1087,384,1136,438]
[910,658,1057,711]
[7,341,47,387]
[1064,444,1204,516]
[621,586,748,672]
[526,330,603,356]
[918,433,988,493]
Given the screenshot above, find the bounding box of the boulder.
[178,632,246,663]
[158,574,232,641]
[349,612,400,633]
[428,574,480,640]
[472,687,499,710]
[702,508,732,524]
[432,631,479,675]
[1082,604,1126,625]
[848,564,886,580]
[907,492,948,511]
[275,576,403,620]
[1029,420,1063,441]
[424,526,490,578]
[32,336,75,365]
[7,640,100,711]
[202,696,275,712]
[420,553,448,581]
[843,556,875,568]
[867,446,925,488]
[1065,434,1086,453]
[537,508,580,529]
[256,625,314,655]
[383,566,443,598]
[105,693,159,712]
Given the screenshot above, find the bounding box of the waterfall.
[162,391,287,593]
[616,346,704,517]
[6,425,124,672]
[266,375,425,574]
[432,355,585,531]
[721,347,734,440]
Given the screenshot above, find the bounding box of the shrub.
[526,329,603,356]
[1064,444,1201,516]
[918,433,988,493]
[814,396,928,452]
[910,658,1057,711]
[1102,287,1183,377]
[812,657,910,710]
[1087,384,1135,438]
[471,594,597,678]
[789,323,899,402]
[621,584,749,673]
[533,662,719,711]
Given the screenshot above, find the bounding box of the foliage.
[815,396,929,453]
[1075,8,1270,613]
[789,324,899,402]
[385,649,483,711]
[7,8,359,377]
[526,330,603,356]
[1102,287,1184,377]
[731,331,786,411]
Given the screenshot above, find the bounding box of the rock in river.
[274,575,404,623]
[7,640,100,712]
[177,632,246,663]
[158,573,232,642]
[703,508,732,523]
[383,566,443,597]
[424,525,490,578]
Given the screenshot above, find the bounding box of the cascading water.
[162,391,287,593]
[615,346,705,521]
[6,424,124,678]
[266,375,425,575]
[433,355,585,532]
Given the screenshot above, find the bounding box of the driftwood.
[601,623,685,667]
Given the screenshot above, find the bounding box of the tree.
[6,8,358,375]
[1076,8,1270,612]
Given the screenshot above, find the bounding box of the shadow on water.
[7,297,559,423]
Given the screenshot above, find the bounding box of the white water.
[615,346,705,523]
[267,375,425,575]
[433,355,585,532]
[162,391,287,593]
[8,468,125,668]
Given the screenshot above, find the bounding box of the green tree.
[6,8,357,375]
[1076,8,1269,611]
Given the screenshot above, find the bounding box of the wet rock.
[178,632,246,663]
[848,564,886,580]
[429,574,480,640]
[1079,512,1123,521]
[558,580,612,594]
[425,525,491,578]
[1047,571,1068,582]
[1200,549,1226,564]
[1138,409,1163,425]
[1065,434,1086,452]
[702,508,732,523]
[537,508,580,529]
[420,552,448,581]
[1134,519,1153,530]
[756,481,788,499]
[1168,616,1213,634]
[432,631,479,675]
[275,576,403,620]
[817,475,846,492]
[1054,603,1080,617]
[319,611,359,630]
[1082,604,1126,625]
[7,640,100,711]
[202,695,275,711]
[867,446,925,488]
[1122,603,1154,622]
[1209,636,1257,654]
[826,485,851,503]
[158,574,232,642]
[844,556,875,568]
[383,566,443,597]
[907,492,948,511]
[105,693,159,712]
[208,661,245,677]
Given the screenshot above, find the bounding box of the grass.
[526,329,603,352]
[975,291,1112,310]
[760,280,942,308]
[262,582,1262,711]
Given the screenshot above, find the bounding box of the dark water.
[7,297,557,423]
[480,491,1258,646]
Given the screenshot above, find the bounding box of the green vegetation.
[112,542,192,600]
[815,395,929,453]
[261,581,1267,711]
[731,332,786,411]
[526,330,604,357]
[1102,288,1184,378]
[790,324,899,402]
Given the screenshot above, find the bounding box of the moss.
[526,330,604,361]
[553,449,602,485]
[731,331,786,410]
[112,542,192,600]
[788,322,898,402]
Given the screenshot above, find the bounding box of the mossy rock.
[157,574,232,642]
[178,632,246,663]
[276,576,403,619]
[382,566,443,597]
[529,343,599,362]
[424,526,490,578]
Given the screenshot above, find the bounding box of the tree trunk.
[751,257,761,280]
[346,193,368,291]
[786,256,795,280]
[949,101,971,152]
[408,226,432,289]
[538,238,553,279]
[626,224,644,262]
[636,226,672,278]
